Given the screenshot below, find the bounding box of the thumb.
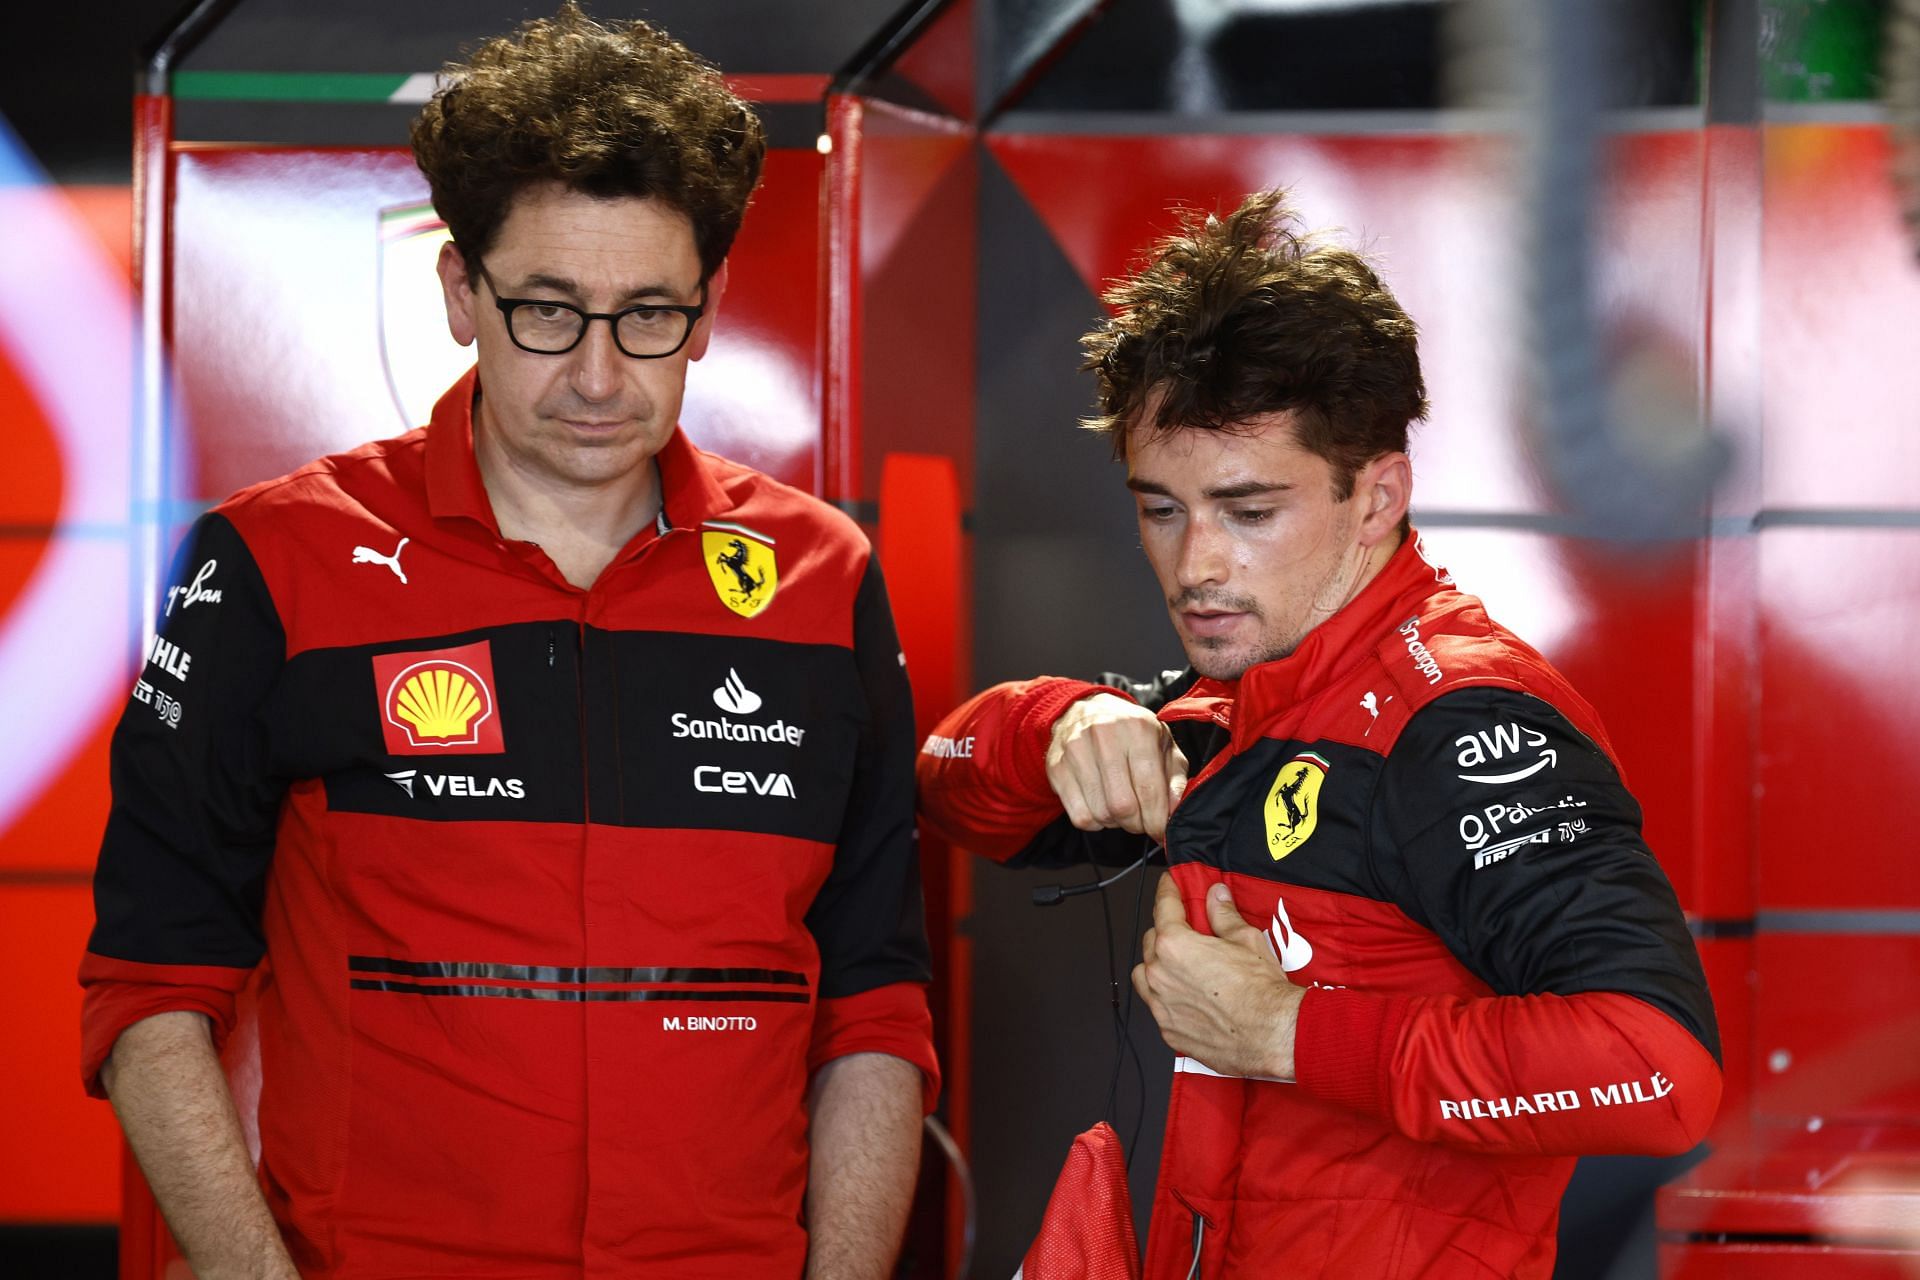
[1167,743,1190,807]
[1205,883,1251,939]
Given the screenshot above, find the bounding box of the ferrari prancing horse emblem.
[702,522,778,619]
[1263,752,1328,860]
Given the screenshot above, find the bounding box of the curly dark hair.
[1081,189,1428,500]
[409,2,765,280]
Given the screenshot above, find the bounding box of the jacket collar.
[424,366,733,534]
[1179,531,1454,739]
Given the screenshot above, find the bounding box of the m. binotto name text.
[1439,1070,1673,1121]
[661,1015,758,1031]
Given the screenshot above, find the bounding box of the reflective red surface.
[986,130,1706,516]
[1757,530,1920,910]
[0,887,123,1219]
[170,146,825,502]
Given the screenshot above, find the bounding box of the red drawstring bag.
[1014,1121,1141,1280]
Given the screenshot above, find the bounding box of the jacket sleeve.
[79,513,288,1097]
[915,667,1197,868]
[803,556,941,1111]
[1293,687,1722,1156]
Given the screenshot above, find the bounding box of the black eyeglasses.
[472,260,706,359]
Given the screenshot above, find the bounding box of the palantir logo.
[713,668,762,716]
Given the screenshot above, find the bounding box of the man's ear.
[1354,451,1412,547]
[686,259,728,362]
[437,241,478,348]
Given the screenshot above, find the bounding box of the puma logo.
[352,536,410,584]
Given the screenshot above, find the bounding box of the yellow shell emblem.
[394,666,487,741]
[703,523,778,619]
[1263,752,1328,860]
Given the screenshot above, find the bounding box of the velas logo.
[702,522,778,619]
[372,639,505,755]
[1263,752,1328,861]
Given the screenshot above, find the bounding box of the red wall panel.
[986,130,1705,519]
[1756,529,1920,910]
[170,146,824,503]
[1762,126,1920,510]
[0,886,123,1221]
[1751,932,1920,1123]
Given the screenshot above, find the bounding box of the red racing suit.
[917,534,1719,1280]
[81,370,939,1278]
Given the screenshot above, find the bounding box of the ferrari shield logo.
[1263,752,1328,860]
[702,522,778,618]
[377,201,473,430]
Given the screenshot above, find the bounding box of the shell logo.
[390,663,491,744]
[372,640,505,756]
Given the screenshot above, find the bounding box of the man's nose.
[1175,516,1230,590]
[568,317,625,402]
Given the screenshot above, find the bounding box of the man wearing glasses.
[79,7,936,1278]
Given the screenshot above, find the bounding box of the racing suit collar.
[1189,531,1453,747]
[423,366,734,534]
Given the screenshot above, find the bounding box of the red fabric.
[914,676,1118,861]
[807,981,942,1114]
[81,374,936,1277]
[76,954,253,1097]
[923,535,1722,1280]
[1020,1122,1141,1280]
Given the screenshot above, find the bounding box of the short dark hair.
[1080,189,1428,499]
[409,2,765,280]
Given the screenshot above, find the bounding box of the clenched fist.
[1046,692,1190,843]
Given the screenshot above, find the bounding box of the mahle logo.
[1263,752,1328,860]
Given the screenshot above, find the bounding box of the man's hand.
[1132,875,1303,1080]
[1046,692,1189,842]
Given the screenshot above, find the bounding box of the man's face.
[437,182,715,492]
[1127,410,1407,681]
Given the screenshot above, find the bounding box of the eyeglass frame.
[470,258,707,359]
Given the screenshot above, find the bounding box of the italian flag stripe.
[1293,751,1331,770]
[172,71,430,103]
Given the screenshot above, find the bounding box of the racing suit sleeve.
[79,514,288,1097]
[1293,687,1722,1156]
[915,668,1196,868]
[804,557,942,1112]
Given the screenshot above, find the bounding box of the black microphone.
[1032,850,1153,907]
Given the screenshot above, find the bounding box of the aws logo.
[372,640,505,755]
[703,522,778,619]
[1263,752,1328,860]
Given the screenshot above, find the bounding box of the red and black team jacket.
[918,535,1720,1280]
[80,370,939,1279]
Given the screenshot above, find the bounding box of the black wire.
[1120,847,1152,1169]
[1082,833,1157,1173]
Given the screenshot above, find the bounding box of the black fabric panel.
[805,558,933,999]
[89,514,286,968]
[315,620,584,824]
[597,629,861,841]
[1375,687,1722,1062]
[1179,737,1390,900]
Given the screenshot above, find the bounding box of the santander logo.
[1268,898,1314,974]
